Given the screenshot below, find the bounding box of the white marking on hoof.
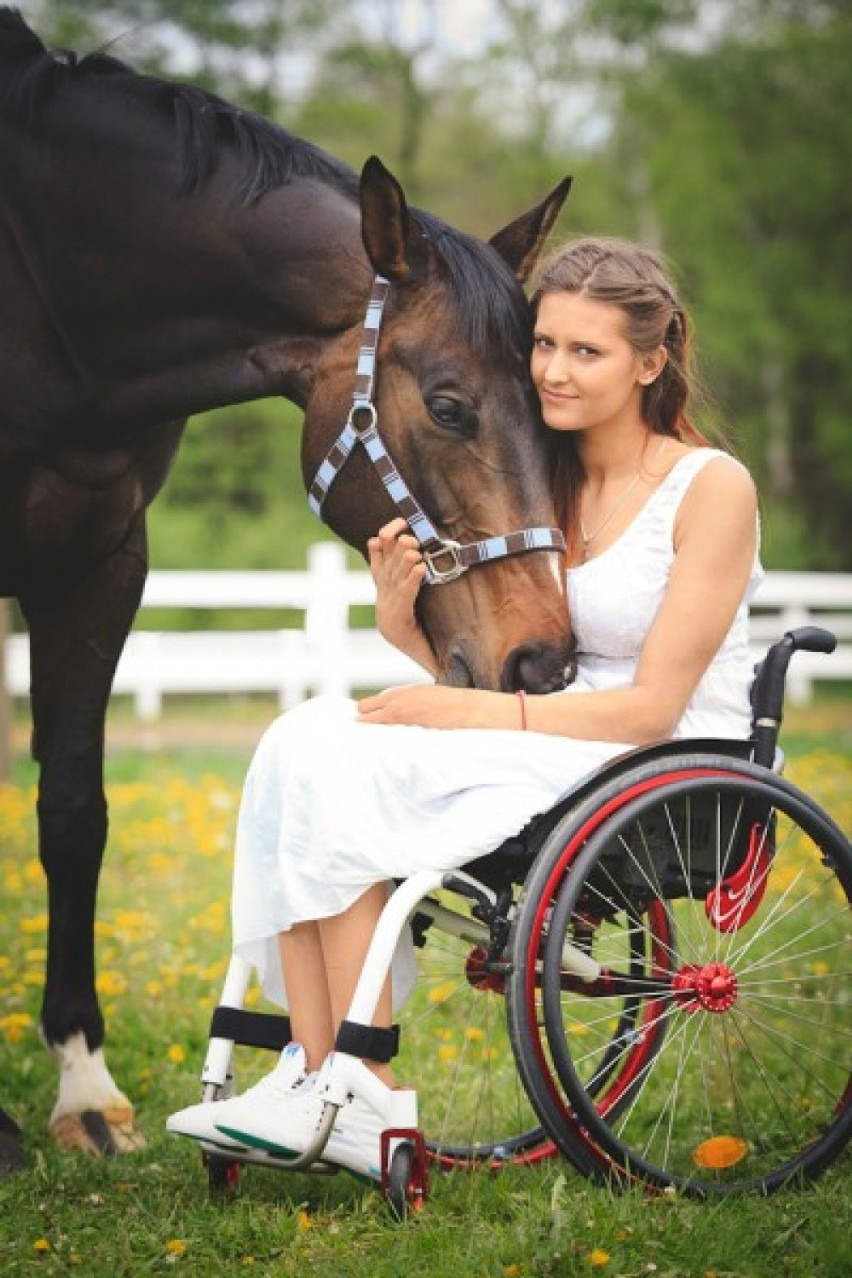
[48,1033,146,1154]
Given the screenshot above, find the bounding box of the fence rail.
[5,544,851,719]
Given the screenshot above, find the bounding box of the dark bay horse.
[0,9,572,1170]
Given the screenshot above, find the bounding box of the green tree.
[609,7,852,567]
[29,0,333,112]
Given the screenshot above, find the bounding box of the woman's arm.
[358,458,758,739]
[367,517,439,677]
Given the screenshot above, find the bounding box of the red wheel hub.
[672,961,737,1013]
[465,947,506,995]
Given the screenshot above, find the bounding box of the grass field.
[0,698,849,1276]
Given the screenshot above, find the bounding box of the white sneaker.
[166,1042,312,1151]
[321,1093,386,1182]
[218,1056,389,1182]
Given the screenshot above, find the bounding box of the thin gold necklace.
[580,435,668,562]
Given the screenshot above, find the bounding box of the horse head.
[302,158,574,693]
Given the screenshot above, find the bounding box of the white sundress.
[231,448,764,1008]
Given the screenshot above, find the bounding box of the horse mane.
[0,6,529,359]
[0,7,356,206]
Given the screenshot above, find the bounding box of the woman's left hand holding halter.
[361,517,516,729]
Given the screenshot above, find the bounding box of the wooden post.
[0,598,11,781]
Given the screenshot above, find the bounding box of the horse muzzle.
[442,639,576,695]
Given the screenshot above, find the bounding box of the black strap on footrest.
[334,1019,400,1063]
[209,1005,292,1052]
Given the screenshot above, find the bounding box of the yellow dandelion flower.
[165,1239,186,1256]
[146,981,164,998]
[33,1238,51,1252]
[438,1044,459,1063]
[1,1012,33,1043]
[167,1044,186,1064]
[20,913,48,934]
[297,1209,312,1231]
[589,1249,610,1267]
[465,1027,485,1042]
[96,971,127,998]
[428,980,457,1004]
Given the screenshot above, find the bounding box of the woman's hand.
[358,683,514,730]
[367,518,437,673]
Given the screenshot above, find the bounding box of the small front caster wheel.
[386,1141,422,1221]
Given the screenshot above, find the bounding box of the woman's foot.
[216,1056,395,1181]
[166,1042,313,1151]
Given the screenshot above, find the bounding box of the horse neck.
[1,51,377,428]
[8,122,369,400]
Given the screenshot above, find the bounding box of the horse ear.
[359,156,432,282]
[489,177,573,284]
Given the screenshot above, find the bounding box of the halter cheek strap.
[307,275,566,585]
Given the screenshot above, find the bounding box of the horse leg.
[0,1109,27,1174]
[21,521,148,1157]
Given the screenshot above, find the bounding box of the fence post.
[306,542,354,699]
[134,632,164,721]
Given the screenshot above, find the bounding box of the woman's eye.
[427,396,467,431]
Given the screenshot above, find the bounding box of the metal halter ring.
[349,401,378,434]
[421,540,467,585]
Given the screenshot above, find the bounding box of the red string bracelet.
[517,689,528,731]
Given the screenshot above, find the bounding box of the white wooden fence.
[5,543,851,718]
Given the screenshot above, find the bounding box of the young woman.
[167,237,762,1178]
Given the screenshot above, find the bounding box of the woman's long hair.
[531,237,710,548]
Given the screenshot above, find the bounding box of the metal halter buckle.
[423,540,467,584]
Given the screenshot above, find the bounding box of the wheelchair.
[191,627,850,1217]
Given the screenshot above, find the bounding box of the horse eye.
[427,395,469,433]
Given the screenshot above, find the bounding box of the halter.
[308,275,567,585]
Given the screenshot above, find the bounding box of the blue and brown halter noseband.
[308,275,567,585]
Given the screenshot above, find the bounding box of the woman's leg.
[277,921,335,1071]
[278,883,394,1085]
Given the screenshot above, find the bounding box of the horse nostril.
[502,643,573,694]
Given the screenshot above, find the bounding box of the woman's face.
[531,291,652,437]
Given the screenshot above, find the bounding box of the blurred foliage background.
[25,0,852,576]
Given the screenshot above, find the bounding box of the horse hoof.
[50,1106,147,1157]
[0,1111,28,1175]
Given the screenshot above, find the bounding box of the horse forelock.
[414,210,533,365]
